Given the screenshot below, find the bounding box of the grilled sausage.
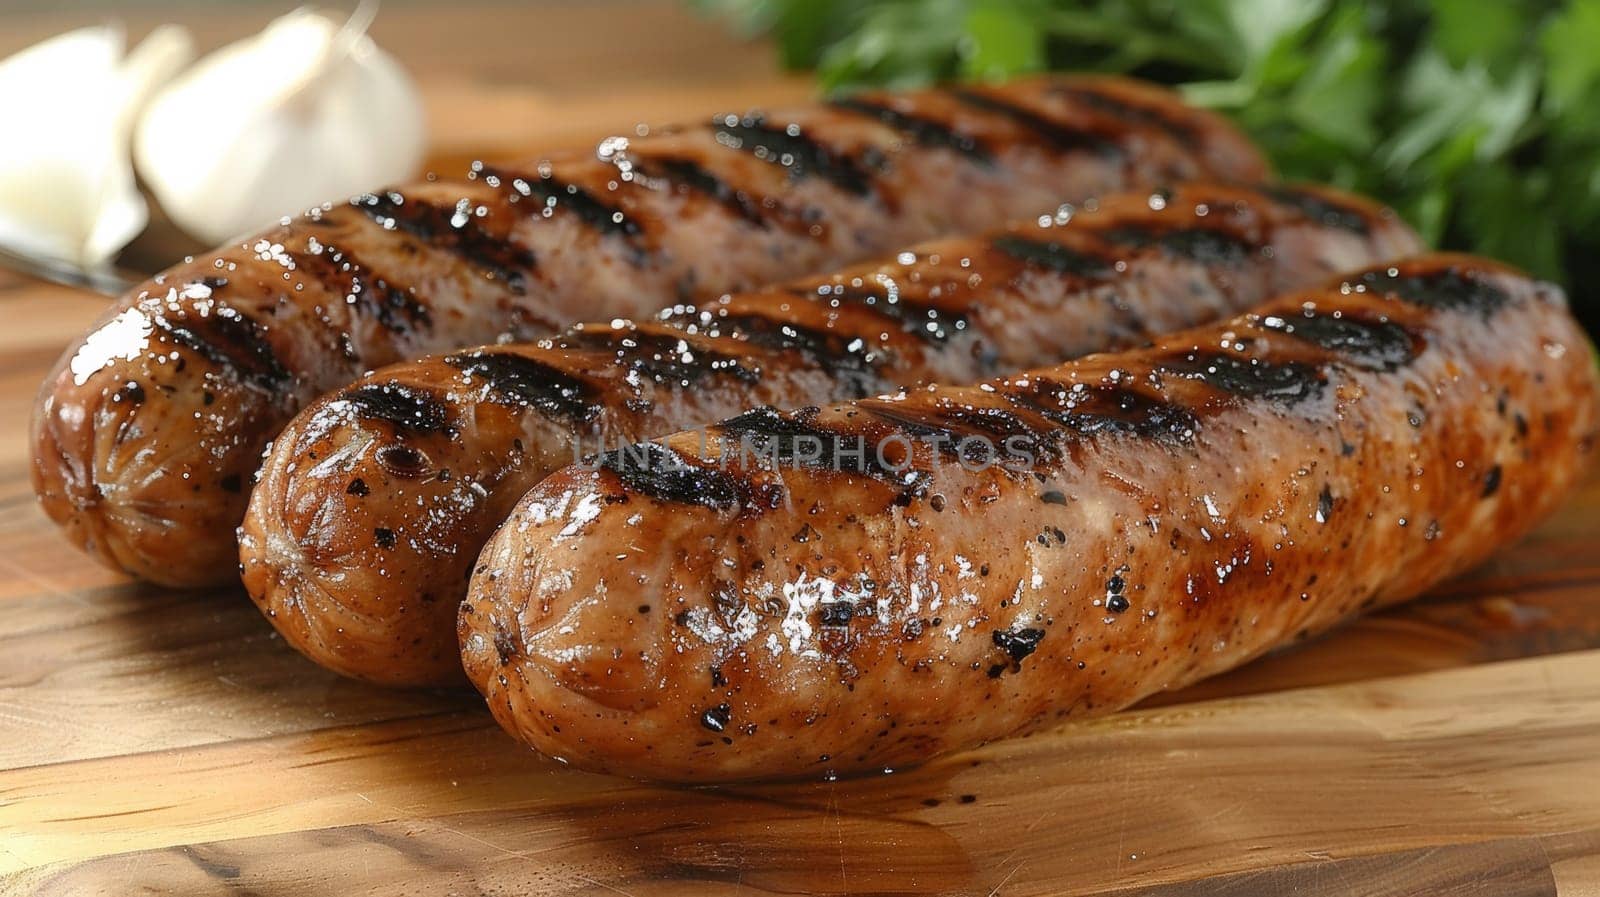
[241,182,1418,686]
[34,76,1265,587]
[459,254,1599,782]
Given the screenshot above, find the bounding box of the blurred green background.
[699,0,1600,331]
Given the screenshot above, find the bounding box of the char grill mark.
[1011,382,1201,448]
[860,401,1055,466]
[1265,185,1374,234]
[1260,312,1421,371]
[828,96,991,163]
[1158,351,1326,404]
[1048,84,1196,143]
[477,166,643,242]
[600,442,741,510]
[948,89,1122,158]
[1350,265,1514,317]
[633,155,777,229]
[712,115,877,196]
[990,234,1114,277]
[553,327,762,386]
[143,297,291,393]
[353,191,536,294]
[1097,224,1256,266]
[343,382,452,433]
[717,406,925,487]
[800,283,971,344]
[291,245,431,338]
[445,350,602,423]
[700,311,889,395]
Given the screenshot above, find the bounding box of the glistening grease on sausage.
[35,75,1266,587]
[241,182,1419,686]
[460,254,1598,782]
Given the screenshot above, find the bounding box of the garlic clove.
[0,25,193,269]
[135,6,426,246]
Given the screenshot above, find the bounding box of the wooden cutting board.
[2,4,1599,895]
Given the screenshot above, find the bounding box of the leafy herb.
[696,0,1600,327]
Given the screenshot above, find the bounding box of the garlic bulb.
[0,25,193,268]
[135,5,425,245]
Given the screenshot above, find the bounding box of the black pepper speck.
[1482,465,1502,497]
[701,703,731,732]
[993,627,1045,662]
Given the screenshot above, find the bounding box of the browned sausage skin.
[241,182,1418,686]
[460,254,1599,782]
[35,76,1265,587]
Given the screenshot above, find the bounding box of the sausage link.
[242,182,1418,685]
[459,254,1599,781]
[35,75,1263,587]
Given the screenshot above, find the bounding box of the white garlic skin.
[0,25,193,268]
[135,8,426,245]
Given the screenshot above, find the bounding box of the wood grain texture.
[2,2,1599,893]
[6,652,1600,894]
[1106,830,1600,897]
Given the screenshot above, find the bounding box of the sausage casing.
[242,182,1418,686]
[459,254,1599,781]
[36,75,1264,586]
